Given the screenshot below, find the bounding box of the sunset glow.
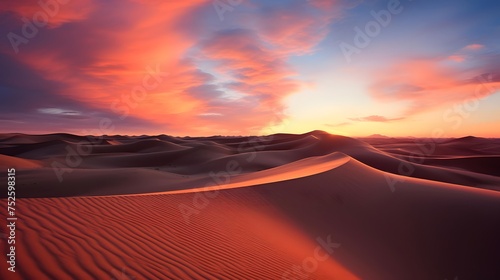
[1,0,499,136]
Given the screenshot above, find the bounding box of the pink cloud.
[448,55,465,62]
[252,9,329,54]
[369,59,500,116]
[247,0,355,55]
[349,115,404,122]
[463,44,484,51]
[0,0,95,28]
[193,29,303,134]
[188,1,349,134]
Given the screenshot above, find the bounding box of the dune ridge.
[1,131,500,279]
[2,131,500,198]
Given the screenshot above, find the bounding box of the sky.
[0,0,499,137]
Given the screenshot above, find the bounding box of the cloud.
[448,55,465,62]
[0,0,95,28]
[0,0,216,135]
[0,0,350,135]
[324,122,351,127]
[37,108,82,115]
[369,57,500,117]
[463,44,484,51]
[250,4,329,54]
[185,1,348,134]
[198,112,223,117]
[445,43,485,63]
[349,115,404,122]
[198,28,302,108]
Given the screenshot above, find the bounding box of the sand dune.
[0,154,42,169]
[1,131,500,279]
[4,131,499,197]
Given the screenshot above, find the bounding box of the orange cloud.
[370,59,500,116]
[0,0,94,28]
[187,1,349,133]
[445,43,485,64]
[200,29,301,104]
[1,0,346,135]
[3,0,212,135]
[448,55,465,62]
[349,115,404,122]
[252,8,329,55]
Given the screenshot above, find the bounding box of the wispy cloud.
[325,122,351,127]
[368,56,500,117]
[448,55,465,62]
[349,115,404,122]
[463,44,484,51]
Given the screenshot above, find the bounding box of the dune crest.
[1,132,500,279]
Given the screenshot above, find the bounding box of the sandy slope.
[1,131,500,279]
[2,131,500,197]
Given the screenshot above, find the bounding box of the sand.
[1,131,499,279]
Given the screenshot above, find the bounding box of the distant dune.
[1,131,500,279]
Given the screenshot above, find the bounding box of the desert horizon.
[3,131,500,138]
